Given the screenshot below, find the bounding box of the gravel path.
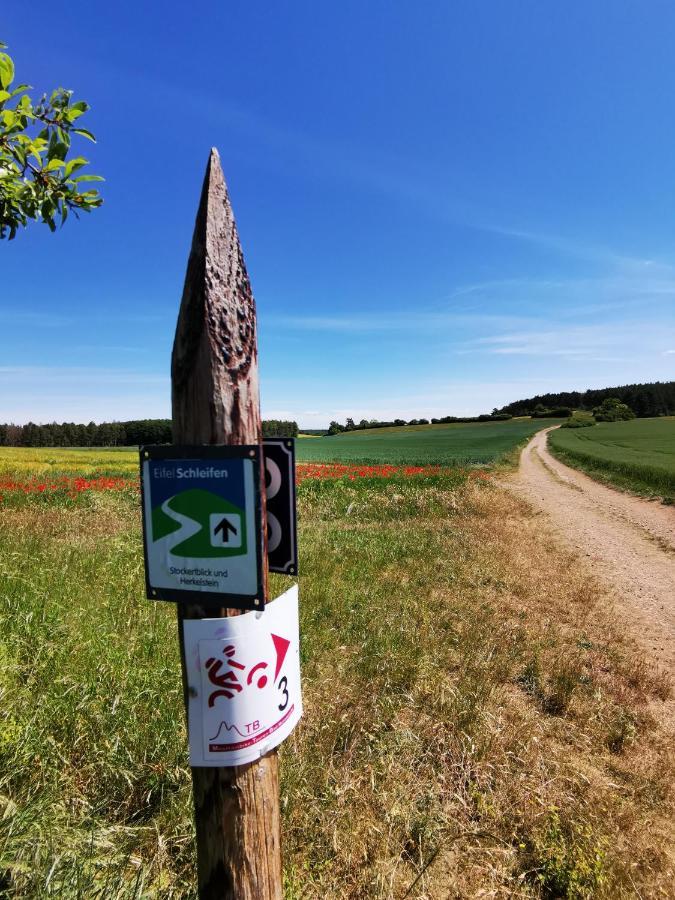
[508,427,675,676]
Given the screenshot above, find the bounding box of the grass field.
[548,417,675,500]
[295,419,563,466]
[0,444,673,896]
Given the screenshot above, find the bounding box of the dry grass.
[0,492,136,549]
[281,478,674,898]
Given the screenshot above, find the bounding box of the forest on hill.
[496,381,675,418]
[0,418,299,447]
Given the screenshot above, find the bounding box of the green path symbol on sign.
[151,488,248,558]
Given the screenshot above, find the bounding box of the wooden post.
[171,148,283,900]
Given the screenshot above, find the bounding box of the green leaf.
[9,83,31,97]
[0,52,14,90]
[45,158,66,171]
[64,156,88,176]
[71,174,104,182]
[0,90,9,103]
[46,137,68,162]
[72,127,96,142]
[11,145,27,167]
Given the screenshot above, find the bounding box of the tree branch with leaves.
[0,42,103,239]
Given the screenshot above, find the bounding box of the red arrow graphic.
[271,633,291,680]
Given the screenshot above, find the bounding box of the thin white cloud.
[263,267,675,338]
[0,309,167,326]
[263,311,536,334]
[468,319,675,361]
[0,366,167,385]
[475,225,675,271]
[445,273,675,315]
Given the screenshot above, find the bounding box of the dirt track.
[508,427,675,676]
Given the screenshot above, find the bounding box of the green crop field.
[296,419,561,466]
[0,420,557,476]
[548,417,675,499]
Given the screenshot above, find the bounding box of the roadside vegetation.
[0,443,673,897]
[549,417,675,501]
[561,411,596,429]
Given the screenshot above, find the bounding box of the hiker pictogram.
[205,632,292,709]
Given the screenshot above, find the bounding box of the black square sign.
[263,438,298,575]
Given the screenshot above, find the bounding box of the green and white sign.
[140,446,264,610]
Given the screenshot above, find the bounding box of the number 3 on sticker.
[278,676,289,711]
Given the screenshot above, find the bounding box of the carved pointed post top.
[172,148,261,445]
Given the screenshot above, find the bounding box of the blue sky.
[2,1,674,427]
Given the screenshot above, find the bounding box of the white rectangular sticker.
[183,585,302,767]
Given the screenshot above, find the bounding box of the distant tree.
[51,422,65,446]
[0,417,300,447]
[261,419,298,438]
[327,421,343,436]
[21,422,37,445]
[6,424,21,446]
[97,422,111,445]
[592,397,635,422]
[0,41,103,239]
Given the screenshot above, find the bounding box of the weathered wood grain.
[172,148,282,900]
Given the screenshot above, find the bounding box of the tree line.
[0,418,298,447]
[495,381,675,419]
[327,412,514,434]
